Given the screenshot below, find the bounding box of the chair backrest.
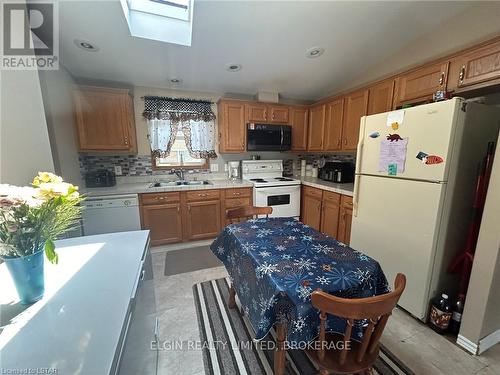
[226,206,273,223]
[311,273,406,365]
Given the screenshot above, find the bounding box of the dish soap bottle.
[449,294,465,335]
[429,293,452,334]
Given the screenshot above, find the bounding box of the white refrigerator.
[350,98,500,320]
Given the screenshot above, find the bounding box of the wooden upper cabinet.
[73,86,136,152]
[218,100,246,153]
[342,90,368,151]
[268,105,289,123]
[454,39,500,90]
[324,98,344,151]
[290,107,309,151]
[367,79,395,115]
[395,61,449,105]
[246,103,267,122]
[307,104,326,151]
[246,103,289,123]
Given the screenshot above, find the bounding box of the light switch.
[210,164,219,172]
[114,166,122,176]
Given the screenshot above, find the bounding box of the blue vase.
[3,250,45,304]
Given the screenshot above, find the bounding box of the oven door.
[254,185,300,218]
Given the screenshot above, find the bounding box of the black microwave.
[246,123,291,151]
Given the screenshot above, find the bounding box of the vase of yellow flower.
[0,172,84,304]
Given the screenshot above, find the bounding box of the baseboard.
[479,328,500,354]
[457,335,478,355]
[150,239,214,253]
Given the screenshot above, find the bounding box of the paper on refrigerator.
[378,138,408,173]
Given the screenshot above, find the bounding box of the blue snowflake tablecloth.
[210,217,389,344]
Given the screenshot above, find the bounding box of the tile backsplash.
[79,153,354,179]
[80,154,166,178]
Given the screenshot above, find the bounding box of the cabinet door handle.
[188,205,191,212]
[343,139,347,145]
[234,192,240,196]
[337,139,341,147]
[124,137,129,145]
[439,72,445,85]
[459,65,466,84]
[140,269,146,280]
[177,204,180,212]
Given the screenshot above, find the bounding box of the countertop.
[0,231,150,375]
[82,179,254,197]
[81,177,353,197]
[299,177,354,196]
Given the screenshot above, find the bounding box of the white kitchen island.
[0,230,156,375]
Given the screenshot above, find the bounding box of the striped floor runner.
[193,278,414,375]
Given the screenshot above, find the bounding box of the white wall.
[0,69,55,185]
[39,66,82,184]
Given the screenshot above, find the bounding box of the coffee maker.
[228,161,240,180]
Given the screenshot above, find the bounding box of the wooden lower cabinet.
[320,192,341,238]
[301,186,352,244]
[185,200,221,241]
[140,187,252,245]
[141,203,182,246]
[301,193,322,231]
[337,195,353,245]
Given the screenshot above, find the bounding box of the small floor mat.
[164,246,222,276]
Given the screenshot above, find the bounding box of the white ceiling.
[59,0,493,101]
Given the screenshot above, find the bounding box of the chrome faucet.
[171,169,185,181]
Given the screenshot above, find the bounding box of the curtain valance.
[142,96,216,122]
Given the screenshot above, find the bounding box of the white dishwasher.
[82,194,141,235]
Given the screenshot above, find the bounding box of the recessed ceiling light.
[225,63,242,72]
[169,78,182,84]
[74,39,99,52]
[306,47,324,58]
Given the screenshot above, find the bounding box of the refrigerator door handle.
[353,117,365,217]
[353,174,360,217]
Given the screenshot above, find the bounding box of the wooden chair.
[226,205,273,223]
[305,273,406,375]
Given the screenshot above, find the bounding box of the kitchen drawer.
[140,192,180,205]
[322,191,341,204]
[341,195,353,208]
[303,186,323,199]
[225,188,252,198]
[186,189,220,201]
[225,197,252,209]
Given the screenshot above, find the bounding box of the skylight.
[120,0,194,46]
[128,0,191,21]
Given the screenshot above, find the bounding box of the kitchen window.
[144,96,217,169]
[154,130,207,169]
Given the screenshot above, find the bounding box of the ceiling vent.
[256,92,279,104]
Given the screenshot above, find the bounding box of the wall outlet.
[224,163,228,172]
[114,166,122,176]
[210,164,219,172]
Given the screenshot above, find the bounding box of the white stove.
[242,160,301,218]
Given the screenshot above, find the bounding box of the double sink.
[149,180,212,188]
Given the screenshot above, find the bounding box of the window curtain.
[143,96,217,159]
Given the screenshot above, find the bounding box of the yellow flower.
[36,182,79,200]
[33,172,63,187]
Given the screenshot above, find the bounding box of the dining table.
[210,217,389,375]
